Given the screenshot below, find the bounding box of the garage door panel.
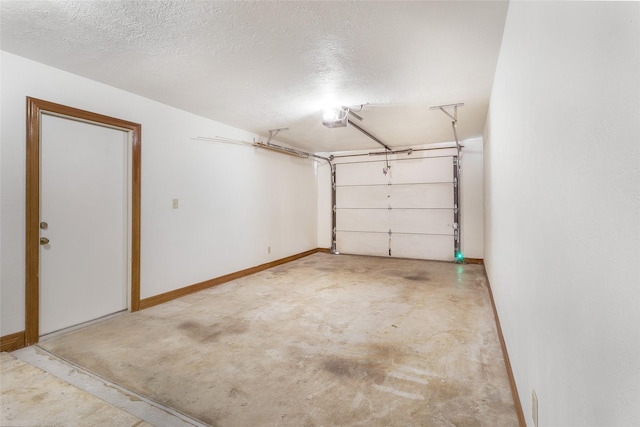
[391,157,452,184]
[391,183,453,208]
[389,209,453,235]
[391,234,454,261]
[337,209,389,233]
[335,156,456,261]
[336,231,389,257]
[337,185,390,209]
[336,162,390,186]
[337,183,453,209]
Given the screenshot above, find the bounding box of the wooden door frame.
[25,97,141,345]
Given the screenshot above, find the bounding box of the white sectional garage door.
[335,155,455,261]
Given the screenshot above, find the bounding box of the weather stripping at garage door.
[335,154,457,261]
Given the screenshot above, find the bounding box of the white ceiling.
[1,1,509,153]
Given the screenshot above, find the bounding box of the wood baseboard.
[465,258,484,265]
[485,273,526,427]
[1,249,331,351]
[140,248,328,310]
[1,331,26,352]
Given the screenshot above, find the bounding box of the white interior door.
[335,156,455,261]
[39,114,128,335]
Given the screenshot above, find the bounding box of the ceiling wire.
[191,135,330,164]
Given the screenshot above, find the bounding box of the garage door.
[335,155,456,261]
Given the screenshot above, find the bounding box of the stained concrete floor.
[2,346,206,426]
[12,253,517,426]
[1,351,152,426]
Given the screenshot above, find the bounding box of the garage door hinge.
[333,205,337,213]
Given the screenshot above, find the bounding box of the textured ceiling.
[1,1,509,153]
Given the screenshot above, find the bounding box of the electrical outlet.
[268,246,271,254]
[532,390,538,427]
[172,199,179,209]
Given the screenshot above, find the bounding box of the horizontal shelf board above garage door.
[337,208,454,235]
[336,231,454,261]
[337,183,454,209]
[336,156,453,186]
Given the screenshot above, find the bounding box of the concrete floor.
[4,253,518,426]
[2,346,207,427]
[1,351,152,426]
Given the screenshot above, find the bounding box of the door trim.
[25,97,141,345]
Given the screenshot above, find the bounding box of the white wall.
[484,3,639,426]
[317,161,333,249]
[1,51,318,336]
[460,138,483,259]
[317,140,484,258]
